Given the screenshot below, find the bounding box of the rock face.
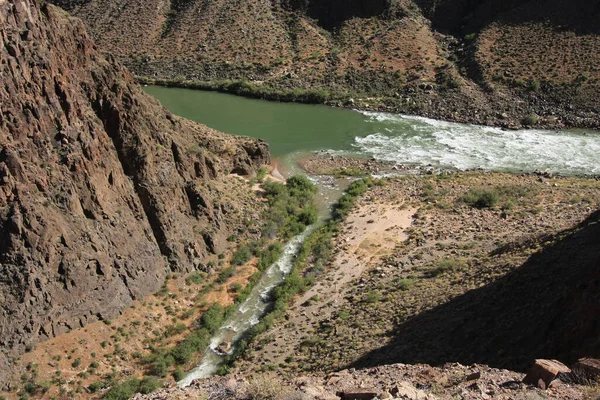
[0,0,268,381]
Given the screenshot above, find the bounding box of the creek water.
[177,227,315,386]
[144,86,600,176]
[143,87,600,386]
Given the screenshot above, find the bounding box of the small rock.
[537,378,547,390]
[465,371,481,381]
[549,379,562,389]
[336,388,378,400]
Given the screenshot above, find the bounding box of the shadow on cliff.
[280,0,395,31]
[349,210,600,372]
[413,0,600,35]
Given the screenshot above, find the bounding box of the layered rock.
[0,0,268,381]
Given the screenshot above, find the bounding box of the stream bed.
[177,227,316,386]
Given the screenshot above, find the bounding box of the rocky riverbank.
[137,76,600,131]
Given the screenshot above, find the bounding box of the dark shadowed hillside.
[351,209,600,371]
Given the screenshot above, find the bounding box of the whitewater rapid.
[353,112,600,175]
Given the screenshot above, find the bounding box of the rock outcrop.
[0,0,268,381]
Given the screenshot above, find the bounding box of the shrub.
[88,381,105,393]
[365,290,382,303]
[522,114,538,126]
[247,376,285,400]
[526,79,540,92]
[105,377,162,399]
[138,376,161,394]
[427,258,464,277]
[395,278,414,291]
[256,167,268,182]
[185,273,204,285]
[201,303,225,332]
[104,378,140,400]
[173,368,185,381]
[459,188,499,209]
[150,356,172,377]
[231,246,251,266]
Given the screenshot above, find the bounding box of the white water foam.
[354,112,600,175]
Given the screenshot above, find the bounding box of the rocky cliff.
[49,0,600,129]
[0,0,268,381]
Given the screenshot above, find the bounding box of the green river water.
[144,86,600,176]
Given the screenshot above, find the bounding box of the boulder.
[522,359,571,389]
[390,382,439,399]
[574,358,600,380]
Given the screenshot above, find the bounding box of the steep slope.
[0,0,268,382]
[50,0,600,128]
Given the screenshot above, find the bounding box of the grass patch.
[394,278,415,291]
[427,258,465,278]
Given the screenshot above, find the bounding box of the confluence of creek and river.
[143,86,600,385]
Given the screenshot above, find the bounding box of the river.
[144,86,600,176]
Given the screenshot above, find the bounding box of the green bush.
[150,356,172,377]
[200,303,225,332]
[104,378,140,400]
[172,368,185,381]
[522,114,538,126]
[185,273,204,285]
[395,278,414,291]
[88,381,105,393]
[138,376,161,394]
[217,266,236,282]
[526,80,540,92]
[365,290,382,303]
[256,167,268,182]
[104,376,161,400]
[231,246,251,266]
[459,188,499,209]
[260,175,317,240]
[427,258,464,278]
